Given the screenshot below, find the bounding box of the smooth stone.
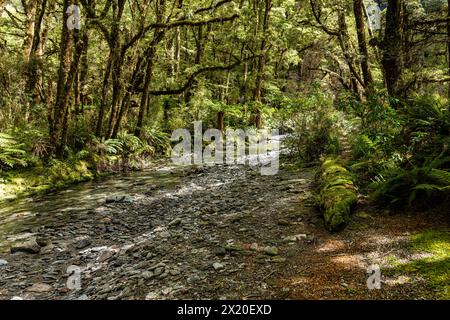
[106,195,125,204]
[146,292,159,300]
[213,262,225,270]
[214,247,226,256]
[10,239,41,254]
[75,238,92,249]
[263,246,279,256]
[168,218,182,227]
[283,234,307,242]
[142,271,154,280]
[153,267,165,277]
[27,283,53,293]
[169,269,181,276]
[97,250,115,262]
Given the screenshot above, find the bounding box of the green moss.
[317,157,358,231]
[389,230,450,299]
[0,160,97,204]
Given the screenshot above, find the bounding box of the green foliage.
[117,132,154,170]
[0,133,29,170]
[348,93,450,207]
[403,95,450,163]
[370,154,450,206]
[142,126,171,156]
[90,137,123,156]
[284,91,343,162]
[386,230,450,299]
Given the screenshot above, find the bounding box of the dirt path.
[0,159,447,300]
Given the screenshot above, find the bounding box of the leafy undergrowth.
[0,160,96,203]
[385,229,450,299]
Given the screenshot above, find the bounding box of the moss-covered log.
[317,158,358,231]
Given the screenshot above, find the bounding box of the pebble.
[214,247,226,256]
[27,283,53,293]
[153,267,165,277]
[283,234,307,242]
[263,246,279,256]
[142,271,154,280]
[213,262,225,270]
[168,218,182,227]
[75,238,92,249]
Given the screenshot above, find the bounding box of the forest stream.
[0,143,447,300]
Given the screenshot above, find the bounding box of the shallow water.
[0,163,184,251]
[0,135,285,252]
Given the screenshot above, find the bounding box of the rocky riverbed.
[0,158,447,300]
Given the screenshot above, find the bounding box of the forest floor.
[0,157,448,300]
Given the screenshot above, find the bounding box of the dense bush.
[0,133,29,170]
[284,91,343,162]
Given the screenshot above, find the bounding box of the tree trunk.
[382,0,404,98]
[135,0,166,137]
[111,56,144,138]
[135,47,157,137]
[95,53,112,137]
[353,0,373,88]
[253,0,271,129]
[447,0,450,103]
[22,0,38,61]
[217,111,224,132]
[79,24,90,110]
[50,0,73,155]
[338,10,363,97]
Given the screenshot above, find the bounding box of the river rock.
[213,262,225,270]
[27,283,53,293]
[97,249,115,262]
[75,238,92,249]
[277,219,290,226]
[168,218,182,227]
[142,271,154,280]
[105,195,133,204]
[263,246,279,256]
[283,234,307,242]
[153,266,165,277]
[10,239,41,254]
[214,247,226,256]
[0,259,8,266]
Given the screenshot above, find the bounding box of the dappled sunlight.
[329,254,365,270]
[316,239,347,253]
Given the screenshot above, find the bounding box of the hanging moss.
[317,158,358,231]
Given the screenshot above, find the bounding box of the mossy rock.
[317,158,358,232]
